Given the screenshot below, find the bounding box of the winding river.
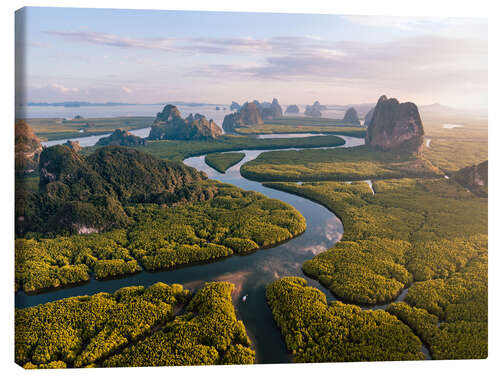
[17,134,430,363]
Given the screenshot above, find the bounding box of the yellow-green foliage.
[387,300,487,359]
[205,152,245,173]
[103,282,255,366]
[424,139,488,174]
[266,277,425,362]
[242,146,442,182]
[126,185,305,270]
[265,179,487,305]
[15,183,305,293]
[265,178,487,359]
[15,282,188,368]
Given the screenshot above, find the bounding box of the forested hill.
[17,145,217,236]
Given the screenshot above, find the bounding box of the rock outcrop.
[304,101,326,117]
[365,95,424,154]
[304,105,322,117]
[363,108,375,127]
[15,120,43,175]
[343,107,360,125]
[313,101,327,110]
[148,104,222,140]
[65,140,82,152]
[262,98,283,120]
[96,129,146,146]
[285,105,300,114]
[230,101,241,111]
[454,160,488,197]
[222,101,264,132]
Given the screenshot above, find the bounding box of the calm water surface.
[16,135,387,363]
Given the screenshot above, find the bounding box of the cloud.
[121,86,132,93]
[43,30,344,56]
[342,15,437,31]
[189,35,487,96]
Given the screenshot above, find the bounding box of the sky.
[15,7,488,109]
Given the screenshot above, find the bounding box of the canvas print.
[14,7,488,369]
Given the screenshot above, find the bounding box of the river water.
[17,134,431,363]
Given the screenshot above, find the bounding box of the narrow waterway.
[17,134,429,362]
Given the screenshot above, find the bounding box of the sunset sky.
[15,7,488,109]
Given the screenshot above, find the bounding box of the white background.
[1,1,497,374]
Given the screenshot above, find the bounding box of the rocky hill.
[365,95,424,154]
[230,101,241,110]
[222,101,263,132]
[96,129,146,146]
[18,145,216,236]
[304,105,322,117]
[15,120,43,175]
[262,98,283,120]
[454,160,488,197]
[285,105,300,114]
[343,107,360,125]
[148,105,222,140]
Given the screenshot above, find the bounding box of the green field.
[109,134,346,161]
[16,281,255,368]
[205,152,245,173]
[233,116,366,138]
[241,145,442,182]
[22,116,154,141]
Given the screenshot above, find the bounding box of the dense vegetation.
[103,282,254,366]
[118,134,346,161]
[265,178,487,359]
[16,281,255,368]
[242,145,442,182]
[424,139,488,174]
[266,277,425,362]
[16,182,305,293]
[205,152,245,173]
[17,145,211,236]
[25,116,154,141]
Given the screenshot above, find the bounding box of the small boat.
[242,294,248,302]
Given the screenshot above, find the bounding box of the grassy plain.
[241,145,442,182]
[23,116,154,141]
[205,152,245,173]
[118,134,346,161]
[233,116,366,138]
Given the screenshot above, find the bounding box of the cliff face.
[148,104,222,140]
[15,120,43,175]
[363,108,375,127]
[454,160,488,197]
[95,129,146,146]
[222,101,263,132]
[230,101,241,111]
[343,107,360,125]
[262,98,283,120]
[365,95,424,154]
